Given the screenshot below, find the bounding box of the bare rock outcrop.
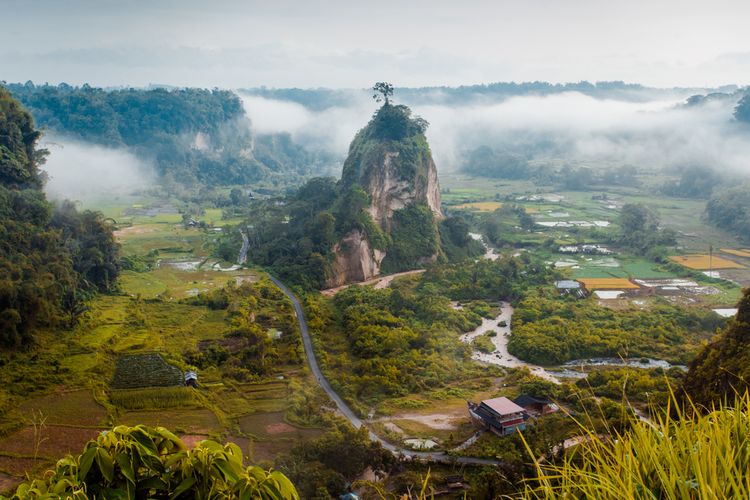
[366,151,442,232]
[326,103,442,288]
[328,229,386,287]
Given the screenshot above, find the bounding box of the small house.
[184,371,198,387]
[513,395,559,417]
[468,397,527,436]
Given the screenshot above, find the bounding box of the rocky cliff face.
[326,104,442,287]
[328,229,386,287]
[365,150,442,232]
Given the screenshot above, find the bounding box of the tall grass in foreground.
[524,391,750,499]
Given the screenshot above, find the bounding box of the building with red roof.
[468,396,527,436]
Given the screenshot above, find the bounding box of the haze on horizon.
[2,0,750,89]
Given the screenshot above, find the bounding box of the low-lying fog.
[41,139,154,202]
[39,88,750,203]
[240,90,750,176]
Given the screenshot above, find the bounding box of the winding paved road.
[268,275,503,466]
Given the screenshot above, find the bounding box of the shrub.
[472,334,495,354]
[7,425,298,499]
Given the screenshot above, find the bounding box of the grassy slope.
[0,201,328,491]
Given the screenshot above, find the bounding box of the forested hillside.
[5,83,327,187]
[683,288,750,406]
[705,183,750,242]
[0,87,118,346]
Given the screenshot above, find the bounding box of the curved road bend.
[269,275,503,467]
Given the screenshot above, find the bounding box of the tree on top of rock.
[372,82,394,105]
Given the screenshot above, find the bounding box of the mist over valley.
[3,1,750,498]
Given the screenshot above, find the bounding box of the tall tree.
[372,82,394,105]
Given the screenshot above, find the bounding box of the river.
[459,303,685,383]
[459,302,562,384]
[469,232,499,261]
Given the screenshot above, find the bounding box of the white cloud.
[238,90,750,177]
[239,93,377,154]
[41,139,154,202]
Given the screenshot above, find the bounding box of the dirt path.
[469,232,499,261]
[320,269,426,297]
[459,302,561,384]
[370,411,465,431]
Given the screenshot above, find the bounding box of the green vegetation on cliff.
[227,100,481,287]
[0,87,120,346]
[683,288,750,407]
[380,203,440,273]
[340,103,429,188]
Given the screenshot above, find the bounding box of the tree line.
[5,82,326,188]
[0,86,119,347]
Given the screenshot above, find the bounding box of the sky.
[2,0,750,89]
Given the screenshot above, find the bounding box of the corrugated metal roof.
[481,397,525,416]
[555,280,581,289]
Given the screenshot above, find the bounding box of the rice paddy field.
[561,256,675,280]
[441,173,748,304]
[0,199,330,493]
[720,249,750,258]
[577,278,640,290]
[119,265,257,299]
[669,254,746,270]
[454,201,504,211]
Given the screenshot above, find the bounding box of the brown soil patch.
[265,422,296,435]
[113,225,160,238]
[179,434,209,449]
[225,435,252,460]
[248,440,296,464]
[0,472,22,495]
[0,426,99,459]
[396,414,463,430]
[0,456,46,477]
[117,409,219,434]
[18,388,107,427]
[237,412,323,440]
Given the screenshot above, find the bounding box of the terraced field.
[669,254,745,270]
[577,278,640,290]
[454,201,503,212]
[720,249,750,258]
